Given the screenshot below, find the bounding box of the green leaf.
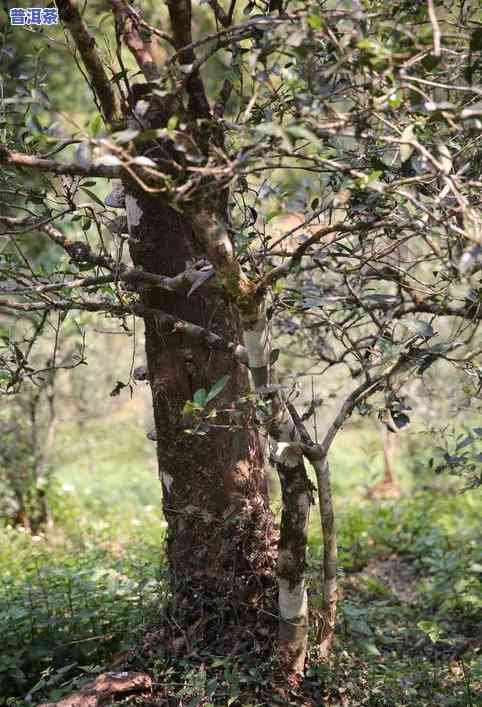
[308,14,323,30]
[182,400,196,417]
[270,349,280,365]
[421,54,441,72]
[455,435,474,451]
[89,113,103,138]
[131,156,157,167]
[81,188,106,208]
[357,639,380,656]
[98,154,122,166]
[286,124,317,142]
[388,88,402,108]
[111,69,129,85]
[193,388,207,406]
[417,24,434,44]
[437,143,452,174]
[417,620,443,643]
[391,412,410,430]
[112,128,139,144]
[205,375,230,404]
[110,380,127,397]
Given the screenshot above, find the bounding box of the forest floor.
[0,418,480,706]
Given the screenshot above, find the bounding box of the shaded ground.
[363,554,419,602]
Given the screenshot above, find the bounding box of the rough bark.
[125,182,276,647]
[276,460,312,675]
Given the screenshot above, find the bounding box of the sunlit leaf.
[193,388,207,406]
[205,375,230,404]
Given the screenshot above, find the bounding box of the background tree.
[0,330,56,532]
[1,0,481,686]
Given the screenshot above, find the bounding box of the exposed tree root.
[38,672,152,707]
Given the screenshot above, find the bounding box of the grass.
[0,413,480,706]
[0,411,165,703]
[52,410,161,528]
[307,490,481,706]
[0,491,166,702]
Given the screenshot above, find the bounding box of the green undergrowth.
[0,513,165,702]
[308,489,481,706]
[0,418,480,705]
[1,489,479,706]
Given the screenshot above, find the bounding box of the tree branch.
[166,0,211,118]
[207,0,230,27]
[227,0,238,23]
[0,146,120,178]
[286,403,337,659]
[1,216,218,295]
[109,0,161,81]
[169,14,292,62]
[259,219,386,290]
[0,265,216,297]
[401,300,482,321]
[56,0,121,125]
[0,298,248,364]
[0,147,167,191]
[318,355,416,461]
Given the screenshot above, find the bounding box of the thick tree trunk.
[126,185,276,648]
